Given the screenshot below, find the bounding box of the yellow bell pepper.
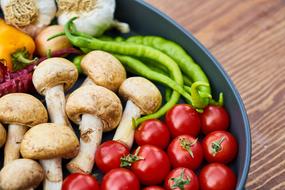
[0,19,36,71]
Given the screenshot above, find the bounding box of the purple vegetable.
[0,47,81,97]
[0,73,34,97]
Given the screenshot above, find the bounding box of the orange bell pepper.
[0,19,36,71]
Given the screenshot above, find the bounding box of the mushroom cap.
[119,77,162,114]
[81,51,126,91]
[0,159,44,190]
[32,57,78,95]
[20,123,79,159]
[66,85,122,132]
[0,123,6,148]
[0,93,48,127]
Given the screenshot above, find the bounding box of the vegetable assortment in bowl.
[0,0,251,190]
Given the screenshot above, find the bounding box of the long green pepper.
[126,36,212,105]
[64,18,184,125]
[139,58,193,86]
[114,55,193,102]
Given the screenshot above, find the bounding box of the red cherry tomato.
[201,105,230,134]
[143,186,166,190]
[199,163,237,190]
[95,140,129,173]
[101,168,140,190]
[135,119,170,149]
[127,145,170,185]
[166,104,201,137]
[202,131,238,164]
[167,135,203,170]
[62,173,100,190]
[164,167,199,190]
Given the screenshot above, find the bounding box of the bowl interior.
[114,0,251,189]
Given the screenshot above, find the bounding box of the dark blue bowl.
[114,0,251,189]
[0,1,251,189]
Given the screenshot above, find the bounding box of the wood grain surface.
[145,0,285,189]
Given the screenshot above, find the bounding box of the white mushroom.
[113,77,162,148]
[32,57,78,127]
[0,158,44,190]
[32,58,78,190]
[0,123,7,148]
[80,50,126,91]
[20,123,79,190]
[0,93,48,165]
[66,85,122,173]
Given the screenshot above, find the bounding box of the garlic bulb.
[1,0,57,37]
[57,0,130,36]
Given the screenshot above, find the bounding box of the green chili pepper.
[98,35,114,41]
[143,60,193,86]
[114,54,193,101]
[165,87,172,102]
[209,92,224,106]
[140,60,192,102]
[64,18,185,125]
[97,35,195,86]
[72,55,84,74]
[126,36,211,105]
[188,82,210,108]
[140,62,173,102]
[114,55,210,120]
[114,36,125,42]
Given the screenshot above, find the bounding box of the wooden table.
[146,0,285,189]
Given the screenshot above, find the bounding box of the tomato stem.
[211,136,225,156]
[179,138,198,158]
[170,169,191,190]
[120,146,144,168]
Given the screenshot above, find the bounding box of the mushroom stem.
[42,85,70,190]
[45,85,71,127]
[4,124,28,165]
[67,114,103,173]
[113,100,141,149]
[40,159,62,190]
[81,77,94,87]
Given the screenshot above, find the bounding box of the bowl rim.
[134,0,251,189]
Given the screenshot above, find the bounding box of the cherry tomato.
[202,131,238,164]
[164,167,199,190]
[101,168,140,190]
[143,186,166,190]
[167,135,203,170]
[62,173,100,190]
[201,105,230,134]
[135,119,170,149]
[128,145,171,185]
[166,104,201,137]
[199,163,237,190]
[95,140,129,173]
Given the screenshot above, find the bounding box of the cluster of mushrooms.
[0,51,162,190]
